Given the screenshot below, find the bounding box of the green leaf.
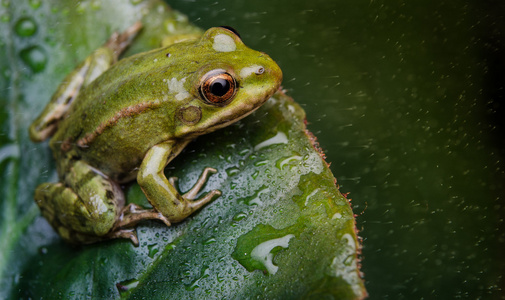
[0,0,365,299]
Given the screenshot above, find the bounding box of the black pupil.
[210,78,230,96]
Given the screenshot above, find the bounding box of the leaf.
[0,0,366,299]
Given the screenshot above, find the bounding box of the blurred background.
[167,0,505,298]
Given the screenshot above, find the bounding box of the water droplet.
[238,159,245,167]
[233,212,247,222]
[232,223,299,276]
[90,0,101,9]
[28,0,41,9]
[185,266,210,291]
[2,0,10,8]
[250,234,295,275]
[1,14,10,23]
[254,160,269,167]
[165,242,176,251]
[14,17,37,37]
[130,0,143,5]
[225,167,240,177]
[3,68,11,79]
[76,2,86,14]
[304,188,320,206]
[203,237,217,245]
[148,243,159,258]
[116,278,139,295]
[254,131,288,151]
[19,45,47,72]
[332,212,342,219]
[239,149,250,156]
[251,170,259,179]
[241,186,270,206]
[276,155,302,170]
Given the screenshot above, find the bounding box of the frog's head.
[173,27,282,138]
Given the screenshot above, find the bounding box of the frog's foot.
[115,203,171,229]
[105,21,143,60]
[34,161,129,244]
[106,228,139,246]
[171,167,219,200]
[169,167,221,210]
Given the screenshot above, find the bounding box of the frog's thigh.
[35,161,124,241]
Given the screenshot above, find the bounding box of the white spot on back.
[213,34,236,52]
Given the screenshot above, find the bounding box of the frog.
[29,22,282,245]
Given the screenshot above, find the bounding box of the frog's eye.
[199,70,237,105]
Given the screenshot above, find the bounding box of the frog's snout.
[261,53,283,83]
[261,56,283,95]
[269,60,283,86]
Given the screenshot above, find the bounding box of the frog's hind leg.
[29,22,142,143]
[34,160,134,244]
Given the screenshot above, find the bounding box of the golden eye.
[199,70,237,105]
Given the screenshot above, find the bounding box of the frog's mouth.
[191,85,279,138]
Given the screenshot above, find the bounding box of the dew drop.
[276,155,302,170]
[90,0,101,9]
[254,131,288,151]
[19,45,47,72]
[14,17,37,37]
[28,0,41,9]
[116,278,139,295]
[225,167,240,177]
[203,237,217,245]
[76,2,86,14]
[250,234,295,275]
[233,212,248,222]
[1,14,10,23]
[185,266,210,291]
[254,160,269,167]
[147,243,159,258]
[130,0,143,4]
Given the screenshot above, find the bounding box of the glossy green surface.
[165,0,505,298]
[0,0,365,299]
[1,0,504,298]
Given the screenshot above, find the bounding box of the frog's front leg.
[135,141,221,224]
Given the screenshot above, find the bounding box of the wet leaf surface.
[0,0,365,299]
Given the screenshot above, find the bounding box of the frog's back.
[50,46,185,180]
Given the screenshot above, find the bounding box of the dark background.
[166,0,505,298]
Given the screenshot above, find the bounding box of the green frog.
[29,23,282,245]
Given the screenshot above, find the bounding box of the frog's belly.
[79,144,144,183]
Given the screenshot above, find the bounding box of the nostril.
[255,67,265,75]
